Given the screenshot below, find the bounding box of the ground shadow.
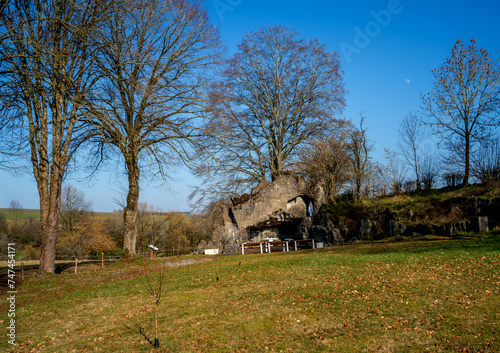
[122,321,154,346]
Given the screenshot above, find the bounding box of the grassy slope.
[326,184,500,235]
[369,183,500,215]
[1,234,499,352]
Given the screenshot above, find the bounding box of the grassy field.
[1,233,499,352]
[0,209,40,220]
[0,209,118,221]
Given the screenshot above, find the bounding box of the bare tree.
[296,123,352,201]
[347,113,372,198]
[86,0,221,257]
[397,112,426,190]
[381,148,408,195]
[472,136,500,182]
[60,184,93,233]
[140,232,167,348]
[420,153,439,190]
[9,200,23,220]
[196,25,345,197]
[0,0,109,273]
[421,39,500,186]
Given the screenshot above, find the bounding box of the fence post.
[21,262,24,280]
[286,242,289,252]
[242,243,245,255]
[74,258,78,274]
[101,252,104,269]
[313,239,315,249]
[294,241,297,251]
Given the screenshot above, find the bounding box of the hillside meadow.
[1,233,499,352]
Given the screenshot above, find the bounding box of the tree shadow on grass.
[122,321,154,346]
[54,262,75,274]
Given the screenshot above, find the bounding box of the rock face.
[218,172,325,253]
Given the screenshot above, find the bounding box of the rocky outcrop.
[327,195,499,242]
[217,172,325,253]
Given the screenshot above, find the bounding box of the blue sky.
[1,0,500,212]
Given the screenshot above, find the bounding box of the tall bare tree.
[420,152,439,190]
[421,39,500,185]
[347,114,372,198]
[88,0,221,257]
[0,0,109,273]
[397,112,426,190]
[196,25,345,197]
[381,148,408,195]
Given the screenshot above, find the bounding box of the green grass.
[2,234,500,352]
[0,209,40,221]
[0,209,117,221]
[373,183,500,214]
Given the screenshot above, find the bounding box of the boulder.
[469,216,489,232]
[309,225,343,245]
[355,219,372,240]
[197,240,214,254]
[217,172,325,253]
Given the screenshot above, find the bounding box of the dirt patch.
[163,258,213,267]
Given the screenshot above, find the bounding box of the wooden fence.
[241,239,316,254]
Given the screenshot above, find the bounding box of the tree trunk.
[463,134,470,186]
[39,210,59,273]
[355,175,362,199]
[38,176,63,274]
[123,158,140,258]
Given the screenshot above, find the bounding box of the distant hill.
[0,208,40,220]
[0,209,120,220]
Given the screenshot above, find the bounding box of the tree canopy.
[195,25,346,198]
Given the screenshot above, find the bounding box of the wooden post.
[75,258,78,274]
[294,241,297,251]
[21,262,24,280]
[101,252,104,269]
[242,243,245,255]
[286,242,289,252]
[313,239,315,249]
[259,243,263,254]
